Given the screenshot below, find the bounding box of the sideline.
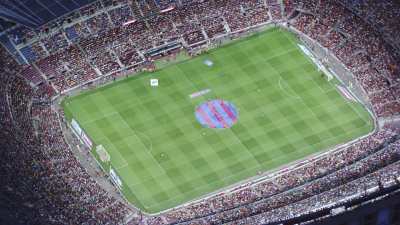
[56,23,378,218]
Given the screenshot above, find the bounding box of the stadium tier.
[0,0,399,225]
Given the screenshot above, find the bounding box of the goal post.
[297,44,333,81]
[95,145,123,191]
[96,145,110,163]
[325,70,334,82]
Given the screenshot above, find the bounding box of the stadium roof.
[0,0,96,29]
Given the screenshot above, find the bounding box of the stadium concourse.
[0,0,399,225]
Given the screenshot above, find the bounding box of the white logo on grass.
[204,59,213,67]
[150,79,159,87]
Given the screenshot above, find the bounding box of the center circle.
[195,100,238,129]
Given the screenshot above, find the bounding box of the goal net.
[298,44,333,81]
[96,145,110,163]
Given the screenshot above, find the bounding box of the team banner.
[110,168,123,190]
[71,118,93,149]
[81,132,93,149]
[71,119,82,136]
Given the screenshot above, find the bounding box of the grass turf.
[62,28,373,213]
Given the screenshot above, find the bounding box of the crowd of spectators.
[14,0,275,94]
[19,65,44,86]
[286,0,400,118]
[141,129,399,225]
[337,0,400,51]
[0,48,136,224]
[0,0,399,224]
[42,31,69,54]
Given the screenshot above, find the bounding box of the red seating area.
[1,0,399,224]
[286,0,400,118]
[20,65,44,85]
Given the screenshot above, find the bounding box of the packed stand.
[285,0,400,118]
[0,49,135,224]
[1,0,400,224]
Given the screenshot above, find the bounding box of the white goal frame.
[96,145,110,163]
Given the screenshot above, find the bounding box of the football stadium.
[0,0,399,225]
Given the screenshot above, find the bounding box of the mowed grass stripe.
[63,28,373,213]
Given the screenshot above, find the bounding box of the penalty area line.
[278,77,301,100]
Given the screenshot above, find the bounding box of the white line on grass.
[116,96,371,210]
[298,68,330,93]
[116,113,169,178]
[176,65,206,100]
[281,31,336,94]
[307,75,333,93]
[344,98,371,125]
[81,111,119,126]
[318,70,370,125]
[135,120,370,210]
[296,90,371,137]
[122,97,370,188]
[90,78,368,194]
[67,30,374,213]
[99,137,130,169]
[277,69,327,125]
[305,55,371,126]
[114,163,129,170]
[80,48,301,131]
[278,77,301,100]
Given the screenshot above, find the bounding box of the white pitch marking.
[278,77,301,100]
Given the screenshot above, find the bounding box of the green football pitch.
[62,28,373,213]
